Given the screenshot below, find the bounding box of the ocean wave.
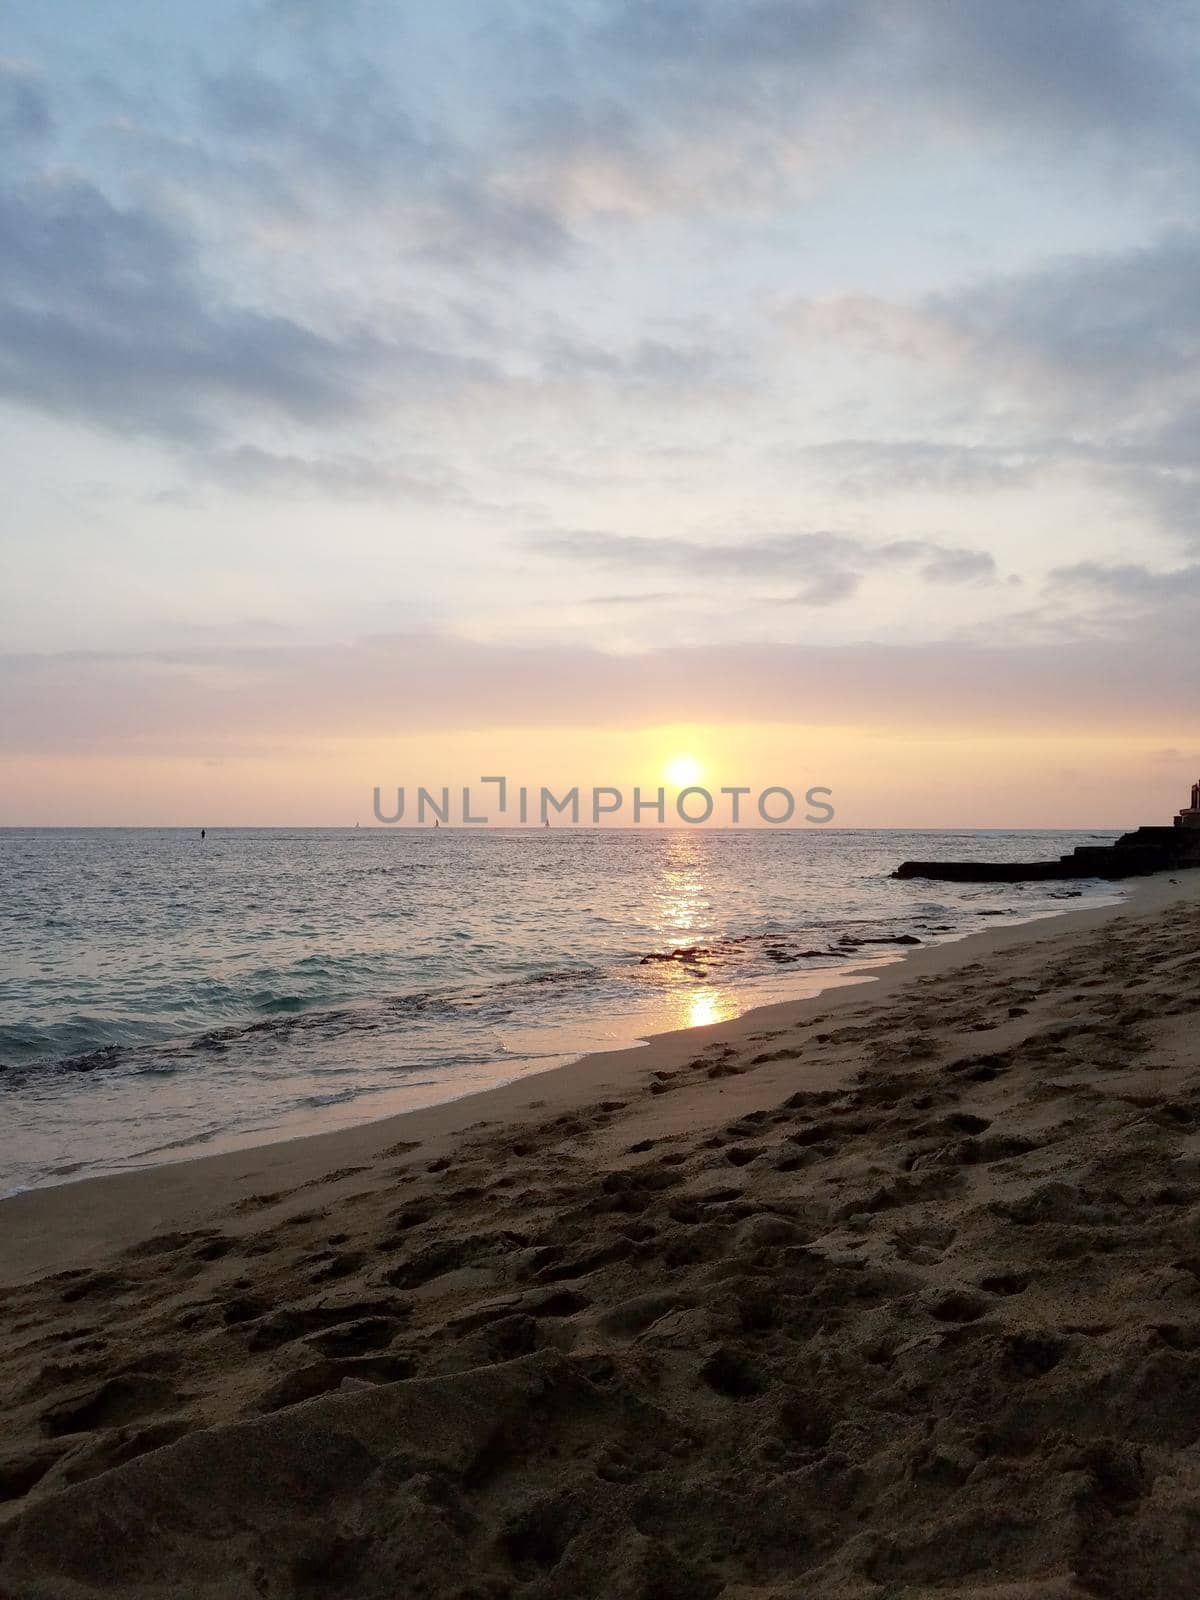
[0,884,1117,1095]
[0,922,899,1078]
[249,992,310,1015]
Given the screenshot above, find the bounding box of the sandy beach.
[3,871,1200,1597]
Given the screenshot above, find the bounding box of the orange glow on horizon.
[2,723,1193,830]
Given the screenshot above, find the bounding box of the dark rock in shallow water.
[639,946,710,965]
[65,1045,123,1074]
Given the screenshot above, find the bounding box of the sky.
[2,0,1199,826]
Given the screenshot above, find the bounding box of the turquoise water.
[0,827,1121,1191]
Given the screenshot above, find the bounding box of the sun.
[664,754,704,788]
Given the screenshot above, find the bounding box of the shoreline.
[1,870,1179,1286]
[1,826,1126,1204]
[3,867,1200,1594]
[0,947,902,1206]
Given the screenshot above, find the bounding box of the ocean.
[0,826,1123,1194]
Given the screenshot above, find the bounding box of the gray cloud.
[902,0,1197,148]
[105,0,1200,299]
[0,175,492,443]
[197,59,575,264]
[902,544,998,585]
[199,445,464,504]
[539,332,728,389]
[532,528,997,603]
[930,231,1200,402]
[789,227,1200,553]
[416,3,1200,237]
[0,58,51,144]
[1051,560,1200,604]
[5,0,1200,674]
[793,439,1046,496]
[7,4,1200,473]
[594,0,874,71]
[789,229,1200,418]
[595,0,1188,117]
[788,568,862,607]
[528,0,1200,220]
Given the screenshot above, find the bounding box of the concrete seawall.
[895,824,1200,883]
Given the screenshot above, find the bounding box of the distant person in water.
[200,828,206,840]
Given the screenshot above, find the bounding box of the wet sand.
[3,870,1200,1598]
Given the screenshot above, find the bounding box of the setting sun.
[664,754,704,788]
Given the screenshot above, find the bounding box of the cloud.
[3,622,1198,755]
[900,0,1198,149]
[0,58,51,144]
[7,5,1200,475]
[1050,560,1200,604]
[793,438,1041,496]
[904,545,998,584]
[199,445,465,503]
[789,228,1200,410]
[786,229,1200,422]
[932,232,1200,402]
[4,0,1200,696]
[130,0,1200,290]
[531,528,997,603]
[788,568,862,606]
[196,59,576,263]
[538,332,728,389]
[786,228,1200,552]
[581,592,679,607]
[0,65,733,464]
[508,0,1200,225]
[0,174,494,444]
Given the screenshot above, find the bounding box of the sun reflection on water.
[643,836,739,1031]
[651,832,713,942]
[682,987,736,1029]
